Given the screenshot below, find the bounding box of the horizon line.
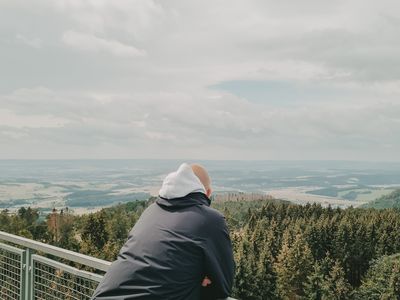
[1,158,400,163]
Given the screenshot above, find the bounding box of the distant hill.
[362,189,400,209]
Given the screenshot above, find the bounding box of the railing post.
[19,250,26,300]
[24,248,33,300]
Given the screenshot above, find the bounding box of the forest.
[1,191,400,299]
[363,189,400,209]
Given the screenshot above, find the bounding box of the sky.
[0,0,399,160]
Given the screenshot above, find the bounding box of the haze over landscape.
[1,159,399,213]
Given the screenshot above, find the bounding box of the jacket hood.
[158,163,206,199]
[156,192,211,209]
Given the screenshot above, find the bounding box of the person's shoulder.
[138,202,157,215]
[200,206,229,240]
[201,205,226,223]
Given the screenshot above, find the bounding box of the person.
[91,163,235,300]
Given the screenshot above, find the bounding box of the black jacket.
[91,192,235,300]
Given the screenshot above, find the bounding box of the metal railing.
[0,231,236,300]
[0,243,24,299]
[0,231,109,300]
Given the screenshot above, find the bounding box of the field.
[1,160,400,212]
[0,181,152,214]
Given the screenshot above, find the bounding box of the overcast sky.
[1,0,399,160]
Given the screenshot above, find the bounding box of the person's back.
[91,163,235,300]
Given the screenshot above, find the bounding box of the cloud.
[0,109,68,129]
[15,34,42,48]
[62,30,146,57]
[1,85,399,160]
[1,0,400,160]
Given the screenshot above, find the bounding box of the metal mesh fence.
[0,244,23,300]
[1,232,236,300]
[32,257,101,300]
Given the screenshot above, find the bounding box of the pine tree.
[275,233,313,299]
[256,245,278,299]
[387,262,400,300]
[322,260,352,300]
[303,262,325,300]
[233,236,260,299]
[81,211,109,256]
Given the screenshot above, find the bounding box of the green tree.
[81,211,108,257]
[233,236,260,299]
[303,262,325,300]
[357,254,400,300]
[322,260,352,300]
[275,233,314,299]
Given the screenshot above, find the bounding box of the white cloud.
[0,109,68,129]
[1,85,399,160]
[62,30,146,57]
[0,0,400,160]
[15,34,42,48]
